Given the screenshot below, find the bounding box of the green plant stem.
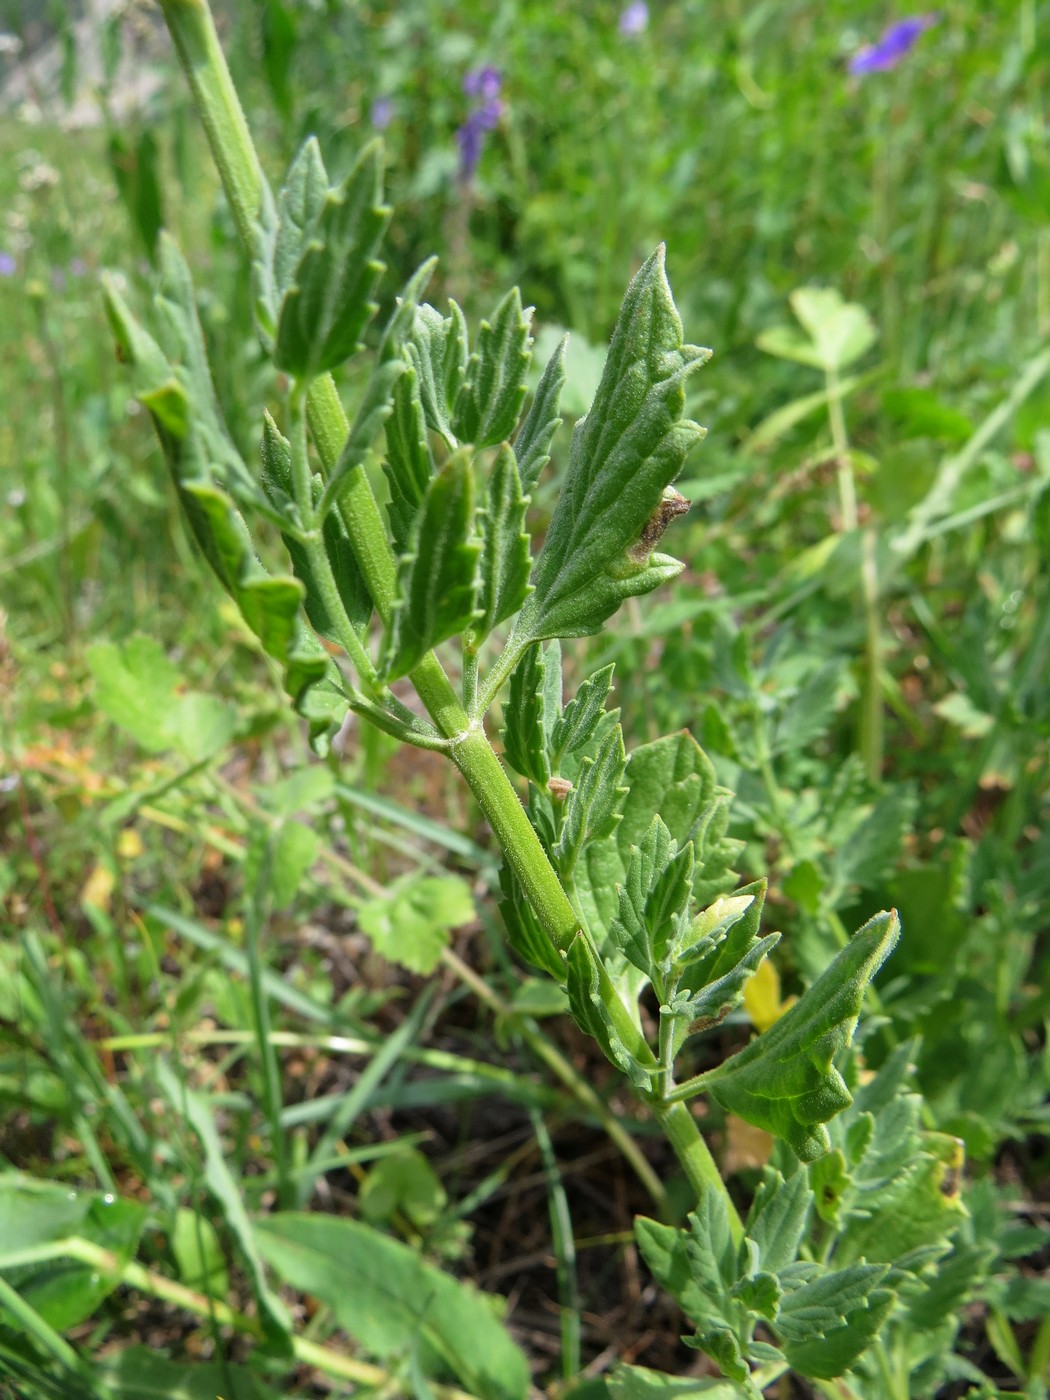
[652,1100,744,1245]
[828,367,882,783]
[0,1271,107,1394]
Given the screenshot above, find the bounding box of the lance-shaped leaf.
[608,817,694,979]
[319,357,405,521]
[475,444,533,639]
[516,335,566,493]
[275,141,390,379]
[566,933,656,1091]
[549,663,615,769]
[384,365,436,550]
[453,288,533,448]
[555,722,627,867]
[404,300,468,445]
[499,862,565,980]
[744,1169,813,1277]
[384,451,480,680]
[502,644,551,784]
[706,911,900,1162]
[512,247,708,642]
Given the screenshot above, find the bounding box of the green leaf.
[384,365,437,550]
[742,378,862,454]
[359,1149,447,1229]
[100,1347,280,1400]
[498,862,565,980]
[515,247,707,642]
[384,451,480,679]
[403,301,466,445]
[744,1170,813,1275]
[608,817,694,979]
[269,820,319,909]
[170,1210,228,1300]
[0,1177,146,1332]
[776,1264,894,1378]
[452,288,533,448]
[358,874,475,975]
[501,644,551,785]
[549,664,615,768]
[566,934,656,1091]
[86,636,237,762]
[516,334,566,492]
[320,357,405,521]
[273,137,329,311]
[707,911,900,1161]
[475,444,533,639]
[155,1065,292,1346]
[608,1363,740,1400]
[830,786,917,895]
[274,141,390,378]
[254,1213,529,1400]
[789,288,877,374]
[555,722,627,867]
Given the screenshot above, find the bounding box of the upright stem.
[828,369,882,782]
[653,1101,744,1245]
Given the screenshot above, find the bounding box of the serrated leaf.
[608,817,694,979]
[475,444,533,638]
[384,364,437,550]
[377,257,438,362]
[254,1213,528,1400]
[770,660,844,755]
[501,643,551,784]
[274,141,389,378]
[550,664,615,768]
[453,288,533,448]
[672,932,780,1040]
[498,862,565,979]
[273,136,329,307]
[707,911,900,1161]
[385,451,480,679]
[358,875,475,974]
[830,786,917,895]
[744,1169,813,1275]
[685,1329,754,1391]
[608,1362,740,1400]
[516,334,566,492]
[319,357,405,521]
[514,247,707,641]
[776,1264,894,1378]
[555,722,627,867]
[566,934,655,1090]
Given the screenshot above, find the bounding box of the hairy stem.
[652,1100,744,1245]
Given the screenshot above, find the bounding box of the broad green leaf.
[555,722,627,867]
[86,637,237,762]
[501,643,551,784]
[358,874,475,974]
[453,288,533,448]
[516,334,566,492]
[171,1210,228,1299]
[254,1213,529,1400]
[384,365,437,550]
[0,1177,146,1332]
[566,934,656,1091]
[274,141,390,378]
[754,325,828,371]
[155,1065,292,1346]
[269,820,319,909]
[788,288,877,373]
[707,911,900,1161]
[265,765,335,817]
[359,1149,447,1229]
[514,247,707,642]
[475,444,533,638]
[882,387,973,444]
[498,861,565,980]
[776,1264,894,1378]
[385,451,480,679]
[608,818,694,979]
[100,1347,280,1400]
[549,664,615,768]
[608,1363,740,1400]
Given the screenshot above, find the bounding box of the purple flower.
[849,14,939,76]
[69,258,87,277]
[463,66,501,102]
[619,1,649,36]
[370,96,394,131]
[0,252,15,276]
[457,68,504,184]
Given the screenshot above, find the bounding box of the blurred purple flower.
[463,65,501,102]
[69,257,87,277]
[0,252,15,276]
[457,68,504,183]
[619,1,649,36]
[849,14,939,76]
[371,95,394,131]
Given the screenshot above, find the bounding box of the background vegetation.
[1,1,1048,1396]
